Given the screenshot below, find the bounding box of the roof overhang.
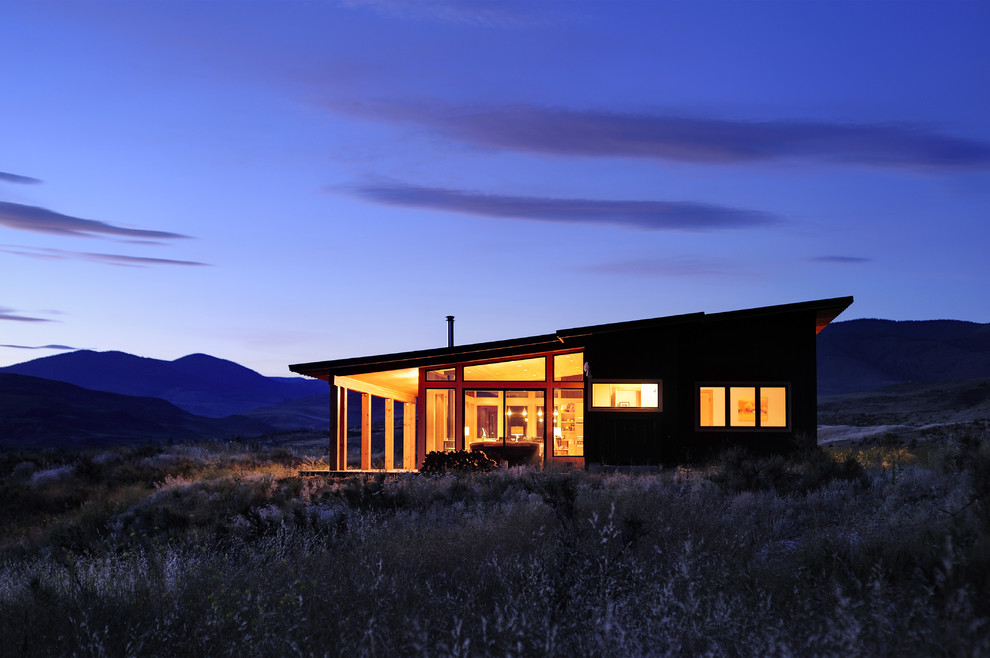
[289,296,854,381]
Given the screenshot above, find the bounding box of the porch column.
[403,402,416,469]
[337,387,348,470]
[361,392,372,470]
[384,398,395,470]
[328,382,340,470]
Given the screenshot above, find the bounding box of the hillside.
[0,350,327,418]
[817,319,990,394]
[0,373,275,449]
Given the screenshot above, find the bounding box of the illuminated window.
[590,382,661,410]
[425,389,455,452]
[463,357,546,381]
[761,387,787,427]
[698,384,789,430]
[553,389,584,456]
[426,367,456,382]
[730,387,756,427]
[553,352,584,382]
[699,386,726,427]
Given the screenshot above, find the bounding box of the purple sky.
[2,0,988,376]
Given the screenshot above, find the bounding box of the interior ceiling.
[348,367,420,398]
[464,357,546,381]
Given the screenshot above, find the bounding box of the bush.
[419,450,497,475]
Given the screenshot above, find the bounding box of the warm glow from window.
[761,387,787,427]
[463,357,546,381]
[553,352,584,381]
[590,382,661,409]
[730,387,756,427]
[699,385,788,429]
[425,389,455,452]
[553,389,584,457]
[699,386,725,427]
[464,390,544,446]
[426,367,455,382]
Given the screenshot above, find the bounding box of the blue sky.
[2,0,988,376]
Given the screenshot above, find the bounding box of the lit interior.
[699,385,788,429]
[463,357,546,382]
[760,387,787,427]
[426,367,456,382]
[591,382,660,409]
[553,353,584,381]
[465,390,545,458]
[699,386,726,427]
[730,387,757,427]
[553,389,584,456]
[425,388,455,452]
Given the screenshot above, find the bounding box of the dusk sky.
[2,0,988,377]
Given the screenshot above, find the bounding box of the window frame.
[695,382,791,432]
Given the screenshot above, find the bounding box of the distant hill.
[817,319,990,395]
[0,373,276,449]
[0,350,327,418]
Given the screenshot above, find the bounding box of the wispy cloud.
[809,255,871,264]
[335,101,990,171]
[0,172,42,185]
[337,0,535,26]
[578,257,743,278]
[0,244,210,268]
[345,181,778,231]
[0,307,55,323]
[0,201,191,240]
[0,343,77,351]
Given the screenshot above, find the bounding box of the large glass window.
[464,357,546,381]
[553,352,584,382]
[425,389,455,452]
[553,389,584,457]
[698,385,789,430]
[591,382,661,410]
[464,390,544,460]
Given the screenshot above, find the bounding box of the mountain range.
[816,319,990,395]
[1,318,989,448]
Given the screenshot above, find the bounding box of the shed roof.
[289,296,853,381]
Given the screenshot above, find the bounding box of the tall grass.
[0,435,988,656]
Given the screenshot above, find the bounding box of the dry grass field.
[1,428,988,657]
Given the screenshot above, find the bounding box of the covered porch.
[327,367,418,472]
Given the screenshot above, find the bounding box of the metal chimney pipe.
[446,315,454,348]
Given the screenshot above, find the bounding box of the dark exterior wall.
[584,309,820,466]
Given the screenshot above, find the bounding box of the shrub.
[419,450,497,475]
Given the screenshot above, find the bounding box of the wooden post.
[328,383,339,470]
[338,387,348,471]
[384,398,395,470]
[361,393,371,470]
[404,402,416,470]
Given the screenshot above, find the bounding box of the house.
[289,296,853,470]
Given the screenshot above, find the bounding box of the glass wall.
[425,388,455,452]
[464,390,544,460]
[553,389,584,456]
[464,357,545,381]
[553,353,583,381]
